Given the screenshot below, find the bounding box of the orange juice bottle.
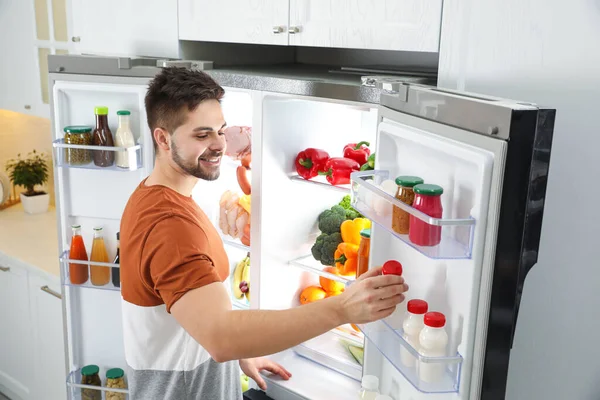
[90,227,110,286]
[68,224,89,284]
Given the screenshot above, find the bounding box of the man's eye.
[218,131,225,136]
[196,135,208,139]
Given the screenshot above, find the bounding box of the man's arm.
[171,267,407,362]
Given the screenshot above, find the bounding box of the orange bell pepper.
[334,242,359,276]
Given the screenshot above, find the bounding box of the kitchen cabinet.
[178,0,290,46]
[71,0,180,58]
[178,0,443,52]
[0,263,33,400]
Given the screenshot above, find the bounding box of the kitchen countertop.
[0,203,59,277]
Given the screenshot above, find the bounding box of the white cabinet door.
[29,275,67,400]
[288,0,443,52]
[0,263,33,400]
[71,0,179,58]
[178,0,290,46]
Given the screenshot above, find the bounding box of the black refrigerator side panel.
[480,109,556,400]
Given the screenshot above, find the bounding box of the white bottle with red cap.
[400,299,429,368]
[418,311,448,383]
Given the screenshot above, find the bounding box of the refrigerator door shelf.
[351,170,476,260]
[60,251,121,292]
[358,318,463,394]
[53,139,143,172]
[222,236,251,252]
[67,368,129,399]
[290,174,351,194]
[288,254,355,285]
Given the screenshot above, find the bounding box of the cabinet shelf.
[53,138,143,171]
[288,254,355,284]
[60,251,121,292]
[350,170,475,260]
[67,368,129,398]
[290,174,350,193]
[358,318,463,393]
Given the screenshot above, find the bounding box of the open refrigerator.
[48,55,554,400]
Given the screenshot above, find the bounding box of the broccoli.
[339,195,352,210]
[318,205,346,234]
[338,195,364,220]
[311,232,343,266]
[345,208,361,220]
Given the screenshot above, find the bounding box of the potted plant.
[5,150,50,214]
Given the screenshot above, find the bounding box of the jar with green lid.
[64,125,92,165]
[106,368,127,400]
[80,364,101,400]
[392,176,424,235]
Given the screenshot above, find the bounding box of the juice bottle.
[90,227,110,286]
[356,229,371,278]
[68,224,89,284]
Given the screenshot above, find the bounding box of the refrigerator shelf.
[222,237,251,252]
[289,255,355,284]
[53,138,143,171]
[350,170,476,259]
[358,318,463,393]
[67,368,129,398]
[60,251,121,292]
[290,174,350,193]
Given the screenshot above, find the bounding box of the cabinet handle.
[41,285,62,300]
[71,36,81,42]
[0,266,9,272]
[288,26,301,34]
[272,26,284,34]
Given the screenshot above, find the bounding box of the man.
[120,67,409,400]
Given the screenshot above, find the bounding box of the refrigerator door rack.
[59,251,121,292]
[290,174,351,193]
[358,318,463,393]
[66,368,129,399]
[222,237,251,252]
[53,138,143,172]
[350,170,476,260]
[289,254,355,284]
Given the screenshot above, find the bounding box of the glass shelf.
[350,170,476,259]
[60,251,121,292]
[67,368,129,398]
[53,138,143,171]
[289,174,350,193]
[358,318,463,394]
[222,237,251,252]
[288,255,355,284]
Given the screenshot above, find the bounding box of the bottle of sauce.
[356,229,371,278]
[68,224,89,285]
[358,375,380,400]
[409,184,444,247]
[112,232,120,287]
[418,312,448,383]
[90,227,110,286]
[401,299,428,368]
[114,110,136,169]
[392,176,424,234]
[92,106,115,167]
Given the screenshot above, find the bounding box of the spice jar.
[64,125,93,165]
[392,176,424,235]
[80,364,101,400]
[409,184,444,247]
[106,367,127,400]
[356,229,371,278]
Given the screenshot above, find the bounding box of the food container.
[80,364,101,400]
[409,184,444,246]
[64,125,93,165]
[392,176,424,234]
[106,367,127,400]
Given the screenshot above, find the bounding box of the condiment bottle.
[409,184,443,247]
[112,232,120,288]
[356,229,371,278]
[359,375,380,400]
[418,312,448,383]
[92,106,115,167]
[90,227,110,286]
[392,176,424,234]
[401,299,428,368]
[81,364,101,400]
[68,224,89,285]
[114,110,136,169]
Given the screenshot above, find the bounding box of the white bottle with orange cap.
[418,311,448,383]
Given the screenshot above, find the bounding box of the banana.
[232,259,246,299]
[241,257,251,302]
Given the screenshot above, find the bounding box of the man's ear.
[154,127,170,152]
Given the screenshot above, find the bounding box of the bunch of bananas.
[233,254,251,302]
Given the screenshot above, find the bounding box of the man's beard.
[171,139,221,181]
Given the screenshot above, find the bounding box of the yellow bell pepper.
[340,218,371,245]
[238,194,251,214]
[334,242,359,276]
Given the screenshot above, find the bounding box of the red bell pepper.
[343,141,371,165]
[318,157,360,186]
[295,148,330,180]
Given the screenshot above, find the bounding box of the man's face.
[169,99,227,181]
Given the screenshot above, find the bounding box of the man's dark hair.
[145,67,225,151]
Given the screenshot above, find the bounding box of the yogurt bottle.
[401,299,428,368]
[359,375,380,400]
[418,312,448,383]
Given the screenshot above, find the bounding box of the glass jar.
[392,176,424,235]
[106,367,127,400]
[409,184,444,247]
[64,125,92,165]
[81,364,101,400]
[356,229,371,278]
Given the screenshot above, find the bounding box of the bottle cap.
[413,184,444,196]
[64,125,92,134]
[360,229,371,238]
[117,110,130,115]
[71,224,81,229]
[106,368,124,379]
[361,375,379,391]
[382,260,402,276]
[116,232,120,240]
[81,365,99,376]
[407,299,428,315]
[94,106,108,115]
[424,312,446,328]
[395,176,424,187]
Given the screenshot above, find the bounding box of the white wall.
[439,1,600,399]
